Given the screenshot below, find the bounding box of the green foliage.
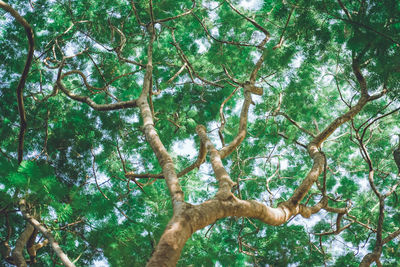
[1,0,400,266]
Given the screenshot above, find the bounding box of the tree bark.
[359,251,381,267]
[147,91,373,265]
[11,223,34,267]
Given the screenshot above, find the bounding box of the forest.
[1,0,400,266]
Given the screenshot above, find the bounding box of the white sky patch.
[250,50,262,65]
[198,162,214,182]
[390,126,400,145]
[357,177,369,191]
[203,0,219,9]
[290,54,303,68]
[202,1,219,20]
[195,38,211,54]
[124,113,139,124]
[115,207,127,224]
[91,258,109,267]
[250,30,265,46]
[171,138,196,159]
[290,210,325,228]
[271,157,289,170]
[210,27,219,36]
[93,144,103,155]
[239,0,263,10]
[64,41,81,58]
[93,42,109,52]
[47,206,58,220]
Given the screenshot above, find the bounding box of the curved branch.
[62,69,143,92]
[19,200,76,267]
[315,213,352,236]
[147,193,326,266]
[170,30,225,88]
[219,86,240,146]
[360,106,400,141]
[288,70,373,206]
[56,79,137,111]
[167,63,187,83]
[383,228,400,244]
[112,25,146,67]
[359,251,382,267]
[0,1,35,164]
[337,0,352,20]
[219,86,253,159]
[26,229,49,264]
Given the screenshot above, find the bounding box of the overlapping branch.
[19,200,75,267]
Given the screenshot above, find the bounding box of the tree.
[1,0,400,266]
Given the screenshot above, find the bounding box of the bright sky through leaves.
[1,0,400,266]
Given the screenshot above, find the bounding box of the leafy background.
[1,0,400,266]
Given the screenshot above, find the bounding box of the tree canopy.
[1,0,400,266]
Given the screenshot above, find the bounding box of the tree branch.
[225,0,270,39]
[0,1,35,164]
[192,13,256,48]
[19,200,76,267]
[196,125,235,198]
[56,78,138,111]
[11,223,34,267]
[137,20,184,205]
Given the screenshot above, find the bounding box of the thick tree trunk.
[146,195,324,266]
[146,92,373,265]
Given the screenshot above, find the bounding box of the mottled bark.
[147,82,374,266]
[11,223,34,267]
[359,251,382,267]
